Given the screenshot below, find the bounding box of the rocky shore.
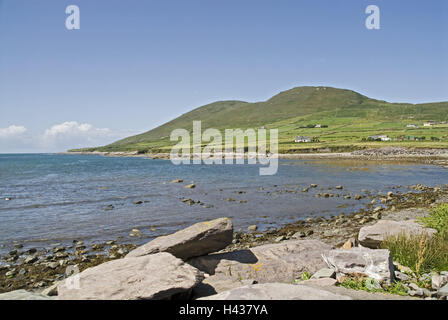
[63,147,448,170]
[1,183,447,300]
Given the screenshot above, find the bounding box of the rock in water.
[198,283,353,300]
[358,219,437,248]
[189,240,332,289]
[57,252,204,300]
[126,217,233,260]
[322,247,395,283]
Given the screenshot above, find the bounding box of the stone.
[42,283,59,296]
[335,186,343,190]
[292,231,306,239]
[184,184,196,189]
[188,240,332,285]
[322,247,395,283]
[129,229,142,237]
[24,256,37,264]
[394,271,410,282]
[58,252,204,300]
[192,274,258,298]
[0,289,52,300]
[342,238,357,250]
[437,283,448,298]
[358,219,437,248]
[126,217,233,260]
[198,283,353,300]
[432,274,448,290]
[247,225,257,232]
[311,268,335,279]
[275,236,286,242]
[172,179,183,183]
[301,278,337,287]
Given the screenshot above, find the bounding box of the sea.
[1,153,447,257]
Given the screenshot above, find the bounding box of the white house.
[406,124,418,128]
[294,136,311,143]
[368,135,391,141]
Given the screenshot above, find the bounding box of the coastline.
[61,147,448,167]
[1,183,447,295]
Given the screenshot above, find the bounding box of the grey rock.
[126,217,233,260]
[24,256,37,264]
[311,268,335,279]
[42,283,58,296]
[431,274,448,290]
[0,289,52,300]
[58,252,204,300]
[301,278,337,287]
[188,240,332,285]
[358,219,437,248]
[394,271,410,282]
[322,247,395,283]
[199,283,353,300]
[438,283,448,298]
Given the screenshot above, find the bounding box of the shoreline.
[1,183,447,294]
[61,147,448,167]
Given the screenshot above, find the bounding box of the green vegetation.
[381,204,448,274]
[70,86,448,153]
[418,203,448,235]
[339,277,408,296]
[300,271,311,281]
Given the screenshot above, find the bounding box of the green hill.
[71,86,448,153]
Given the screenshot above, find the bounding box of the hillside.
[71,86,448,153]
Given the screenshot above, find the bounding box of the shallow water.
[1,154,447,256]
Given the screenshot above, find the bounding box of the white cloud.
[0,122,139,153]
[0,125,27,138]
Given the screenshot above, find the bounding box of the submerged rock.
[126,217,233,260]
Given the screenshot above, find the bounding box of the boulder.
[322,247,395,283]
[188,240,332,288]
[198,283,353,300]
[311,268,335,279]
[57,252,204,300]
[0,289,53,300]
[126,217,233,260]
[301,278,337,287]
[358,219,437,248]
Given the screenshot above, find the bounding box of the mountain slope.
[71,86,448,153]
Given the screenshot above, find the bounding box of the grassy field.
[70,86,448,153]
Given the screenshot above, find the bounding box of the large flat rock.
[126,217,233,260]
[199,283,415,300]
[189,239,332,293]
[198,283,353,300]
[58,252,204,300]
[358,219,437,248]
[322,247,395,283]
[0,289,53,300]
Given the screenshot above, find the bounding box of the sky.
[0,0,447,153]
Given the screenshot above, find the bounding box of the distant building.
[424,121,436,127]
[294,136,311,143]
[406,124,418,128]
[315,124,322,128]
[368,135,391,141]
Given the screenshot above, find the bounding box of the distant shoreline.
[60,148,448,167]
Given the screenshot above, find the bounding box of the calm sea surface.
[1,154,447,256]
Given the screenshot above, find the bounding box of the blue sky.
[0,0,447,152]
